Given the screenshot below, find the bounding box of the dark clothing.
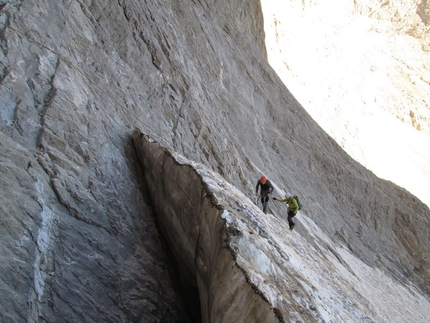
[255,179,274,204]
[287,210,296,228]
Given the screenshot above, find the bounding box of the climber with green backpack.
[273,193,301,230]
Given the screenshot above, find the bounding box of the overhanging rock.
[133,128,282,323]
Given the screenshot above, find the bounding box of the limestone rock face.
[0,0,266,321]
[1,0,429,322]
[132,129,430,323]
[133,130,280,323]
[262,0,430,207]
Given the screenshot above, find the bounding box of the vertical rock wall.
[1,0,429,322]
[133,130,280,323]
[0,0,269,321]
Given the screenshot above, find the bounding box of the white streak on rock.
[27,179,55,322]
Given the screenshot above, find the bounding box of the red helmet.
[260,176,267,184]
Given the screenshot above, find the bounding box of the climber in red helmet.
[255,175,274,214]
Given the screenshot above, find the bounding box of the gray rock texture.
[132,129,430,323]
[133,131,280,322]
[1,0,429,322]
[262,0,430,207]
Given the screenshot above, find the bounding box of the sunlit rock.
[1,0,429,322]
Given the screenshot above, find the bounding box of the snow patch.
[199,165,430,322]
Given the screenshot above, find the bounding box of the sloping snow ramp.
[133,128,430,323]
[133,129,282,323]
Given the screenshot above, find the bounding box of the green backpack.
[293,195,302,210]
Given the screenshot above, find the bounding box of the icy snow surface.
[184,154,430,322]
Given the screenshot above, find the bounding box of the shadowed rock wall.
[132,128,430,322]
[0,0,269,321]
[1,0,429,322]
[133,129,280,323]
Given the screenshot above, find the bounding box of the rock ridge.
[133,127,430,323]
[133,128,283,323]
[1,0,429,322]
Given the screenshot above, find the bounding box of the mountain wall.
[262,0,430,207]
[133,130,282,323]
[132,131,430,323]
[1,0,429,322]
